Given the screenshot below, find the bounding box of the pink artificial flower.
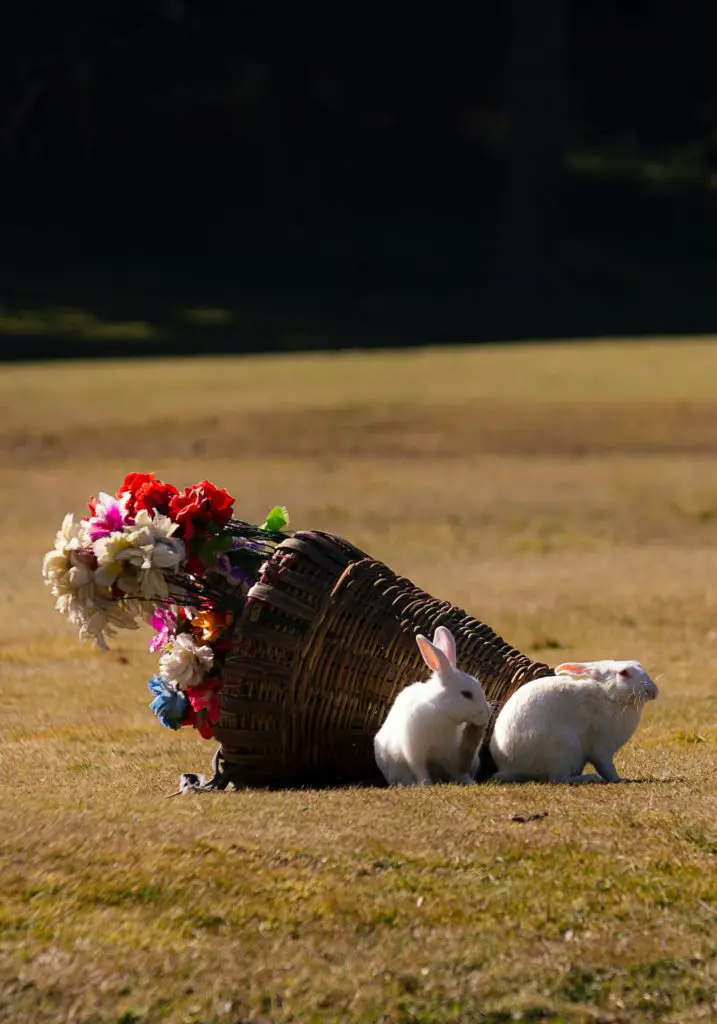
[149,605,178,652]
[87,492,131,542]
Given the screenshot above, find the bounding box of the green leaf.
[261,505,290,533]
[196,532,234,568]
[213,534,234,555]
[198,539,217,565]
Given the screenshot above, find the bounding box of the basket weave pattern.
[213,531,552,786]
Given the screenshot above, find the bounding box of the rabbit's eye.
[461,690,474,700]
[619,668,631,678]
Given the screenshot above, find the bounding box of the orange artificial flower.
[191,608,233,644]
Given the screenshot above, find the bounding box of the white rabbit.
[488,660,659,784]
[374,626,492,786]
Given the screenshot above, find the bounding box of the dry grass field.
[1,339,716,1024]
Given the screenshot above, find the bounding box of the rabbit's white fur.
[488,660,659,784]
[374,626,492,786]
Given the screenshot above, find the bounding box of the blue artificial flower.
[147,675,190,730]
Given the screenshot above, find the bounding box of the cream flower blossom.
[55,590,142,649]
[43,512,150,648]
[134,509,178,538]
[159,633,214,690]
[43,514,85,575]
[94,511,185,599]
[42,516,95,601]
[94,531,134,587]
[42,547,70,584]
[55,512,89,551]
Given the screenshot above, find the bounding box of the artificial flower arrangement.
[42,472,290,740]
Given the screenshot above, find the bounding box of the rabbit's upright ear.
[555,662,595,678]
[416,633,453,678]
[431,626,457,668]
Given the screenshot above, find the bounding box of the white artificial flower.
[159,633,214,690]
[55,513,82,551]
[42,548,70,583]
[118,538,183,574]
[43,521,97,610]
[55,587,142,650]
[78,608,113,649]
[94,530,129,563]
[82,598,141,649]
[68,563,93,588]
[113,511,185,599]
[133,509,179,536]
[123,525,154,551]
[45,511,147,648]
[151,538,185,569]
[94,531,133,576]
[43,515,91,584]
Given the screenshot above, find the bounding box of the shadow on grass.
[166,770,685,796]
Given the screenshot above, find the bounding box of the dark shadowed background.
[1,0,716,359]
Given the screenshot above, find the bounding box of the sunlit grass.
[1,339,716,1022]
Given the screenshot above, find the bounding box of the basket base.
[171,743,502,794]
[168,749,388,794]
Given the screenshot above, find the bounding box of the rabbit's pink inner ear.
[416,635,445,675]
[555,662,592,677]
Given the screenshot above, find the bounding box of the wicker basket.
[206,530,552,788]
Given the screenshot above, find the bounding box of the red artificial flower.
[133,478,179,516]
[212,638,235,654]
[168,480,235,541]
[118,472,179,517]
[194,709,215,740]
[118,472,158,515]
[120,471,157,497]
[179,703,214,738]
[185,554,205,576]
[186,677,224,724]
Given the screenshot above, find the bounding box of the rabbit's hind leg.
[591,753,621,783]
[405,753,433,786]
[490,772,533,783]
